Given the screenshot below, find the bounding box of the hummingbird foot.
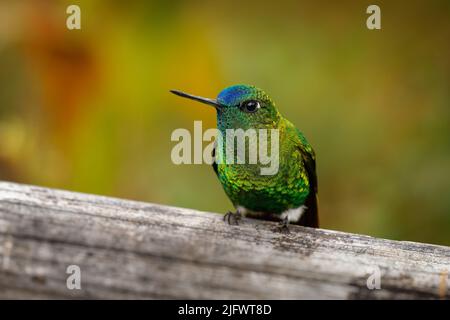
[223,210,242,225]
[275,217,290,234]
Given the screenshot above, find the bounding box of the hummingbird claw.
[275,217,290,233]
[223,210,241,225]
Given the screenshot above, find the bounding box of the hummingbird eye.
[241,100,260,113]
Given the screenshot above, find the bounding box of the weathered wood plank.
[0,181,449,299]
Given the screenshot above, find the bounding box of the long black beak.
[170,90,222,110]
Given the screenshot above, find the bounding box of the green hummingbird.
[171,84,318,230]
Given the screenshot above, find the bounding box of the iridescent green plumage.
[171,84,318,228]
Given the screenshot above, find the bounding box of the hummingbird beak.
[170,90,222,110]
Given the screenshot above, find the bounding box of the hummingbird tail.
[298,193,319,228]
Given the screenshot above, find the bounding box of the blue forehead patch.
[217,85,254,106]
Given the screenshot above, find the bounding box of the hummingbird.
[170,84,318,230]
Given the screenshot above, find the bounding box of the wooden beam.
[0,181,449,299]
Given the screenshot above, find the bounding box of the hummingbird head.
[170,84,281,130]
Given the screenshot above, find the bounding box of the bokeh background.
[1,0,449,245]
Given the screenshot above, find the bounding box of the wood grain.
[0,181,449,299]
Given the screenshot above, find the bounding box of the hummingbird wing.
[211,146,218,176]
[295,130,319,228]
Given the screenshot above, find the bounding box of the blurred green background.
[1,0,449,245]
